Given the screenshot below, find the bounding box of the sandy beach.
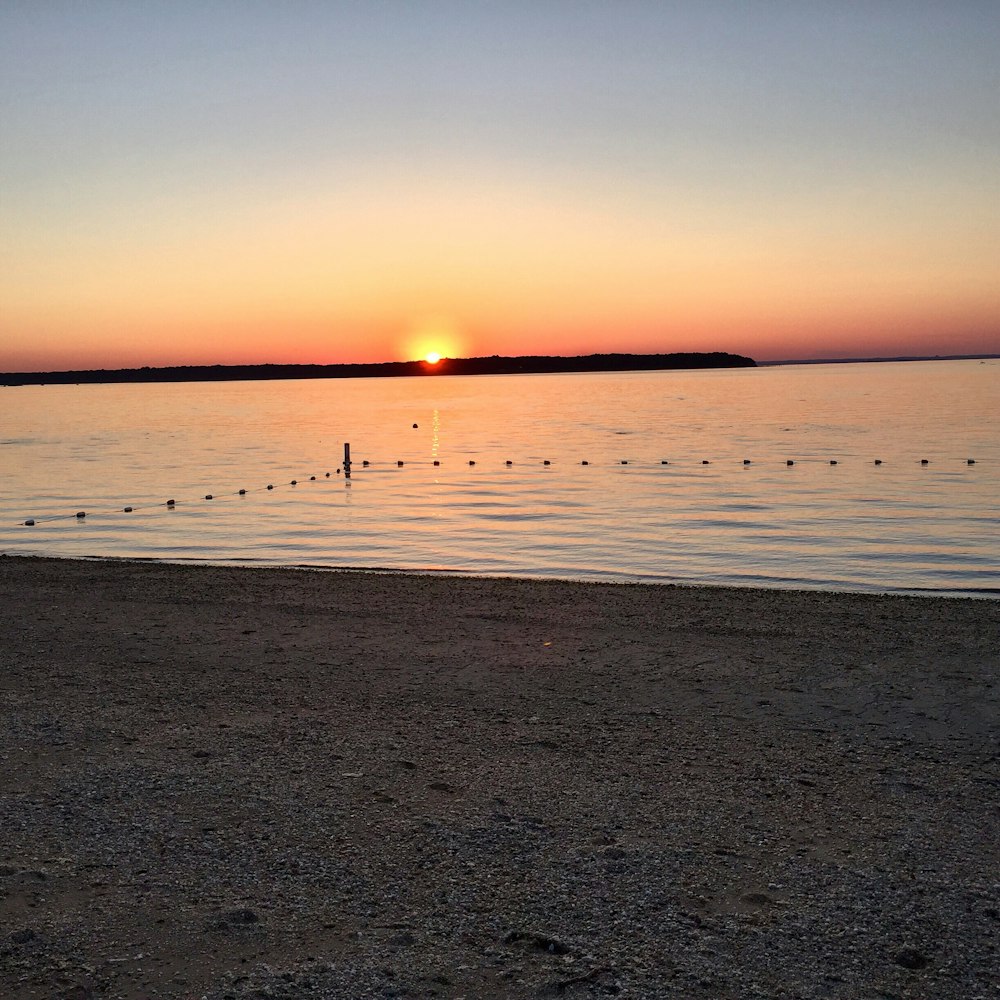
[0,556,996,999]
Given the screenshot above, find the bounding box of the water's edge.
[8,552,994,601]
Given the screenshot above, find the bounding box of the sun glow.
[400,315,465,365]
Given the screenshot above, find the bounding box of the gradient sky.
[2,1,998,370]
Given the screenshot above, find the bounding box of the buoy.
[874,459,882,465]
[743,459,751,465]
[310,475,316,481]
[702,460,710,465]
[76,511,86,518]
[921,459,929,465]
[621,460,628,465]
[397,460,404,467]
[362,460,370,467]
[325,472,330,478]
[167,499,176,506]
[266,485,273,490]
[830,460,838,465]
[581,460,589,466]
[412,423,418,428]
[205,495,213,500]
[543,460,551,466]
[290,480,297,485]
[469,460,476,466]
[505,460,513,466]
[661,460,669,465]
[238,489,246,495]
[786,460,794,466]
[124,506,133,512]
[24,519,35,526]
[967,458,976,465]
[433,460,440,466]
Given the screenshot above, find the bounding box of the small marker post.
[344,442,352,479]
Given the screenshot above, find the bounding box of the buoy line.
[15,455,980,527]
[18,470,341,527]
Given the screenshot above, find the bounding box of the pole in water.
[343,442,352,479]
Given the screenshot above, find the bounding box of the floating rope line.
[18,470,342,527]
[15,455,980,528]
[325,456,981,472]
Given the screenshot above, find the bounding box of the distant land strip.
[761,353,999,366]
[0,352,755,386]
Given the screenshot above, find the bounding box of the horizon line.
[2,350,997,384]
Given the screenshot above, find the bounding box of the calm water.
[1,360,997,595]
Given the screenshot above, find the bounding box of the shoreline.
[7,553,998,601]
[1,556,997,998]
[0,352,755,387]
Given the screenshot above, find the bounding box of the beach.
[1,556,996,999]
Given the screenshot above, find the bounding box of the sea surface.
[1,360,997,596]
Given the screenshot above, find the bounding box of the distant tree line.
[0,352,756,386]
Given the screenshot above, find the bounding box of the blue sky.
[2,1,998,368]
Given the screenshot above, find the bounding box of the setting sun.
[400,315,465,365]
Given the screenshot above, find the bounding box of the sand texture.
[0,556,997,999]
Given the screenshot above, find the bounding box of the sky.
[1,1,998,371]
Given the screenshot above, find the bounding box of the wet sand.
[1,556,997,999]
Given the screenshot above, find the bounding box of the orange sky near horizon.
[2,5,998,372]
[4,167,997,371]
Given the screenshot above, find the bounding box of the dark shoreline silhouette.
[762,352,998,366]
[0,351,755,386]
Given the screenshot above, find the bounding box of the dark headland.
[0,351,754,386]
